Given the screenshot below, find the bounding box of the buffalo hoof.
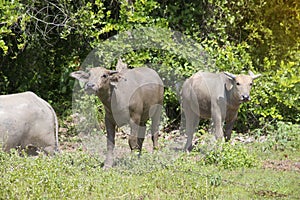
[103,158,114,169]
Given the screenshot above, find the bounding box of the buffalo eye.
[82,72,90,79]
[236,82,240,86]
[250,82,253,86]
[102,74,108,78]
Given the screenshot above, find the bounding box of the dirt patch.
[254,190,287,198]
[263,159,300,173]
[60,141,83,152]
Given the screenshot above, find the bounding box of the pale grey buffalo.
[181,71,261,151]
[70,67,164,168]
[0,92,59,154]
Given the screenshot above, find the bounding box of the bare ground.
[59,124,300,173]
[263,159,300,173]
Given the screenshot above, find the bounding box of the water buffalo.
[70,67,164,168]
[181,71,261,151]
[0,92,59,155]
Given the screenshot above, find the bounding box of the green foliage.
[117,0,167,30]
[0,0,299,128]
[245,0,300,65]
[0,151,101,199]
[1,126,300,199]
[254,121,300,152]
[203,40,254,72]
[254,58,300,122]
[274,122,300,151]
[0,1,28,56]
[72,92,105,134]
[204,142,257,169]
[60,0,111,47]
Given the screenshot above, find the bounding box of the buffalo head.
[224,71,261,102]
[70,67,118,95]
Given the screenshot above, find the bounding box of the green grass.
[0,122,299,199]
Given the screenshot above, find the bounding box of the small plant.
[207,174,222,187]
[204,142,257,169]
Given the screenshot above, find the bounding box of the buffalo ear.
[109,71,124,87]
[109,76,120,87]
[224,72,236,80]
[108,70,118,76]
[116,58,128,71]
[108,70,120,82]
[70,71,89,83]
[248,70,261,80]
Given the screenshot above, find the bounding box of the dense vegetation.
[1,0,299,128]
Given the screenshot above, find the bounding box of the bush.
[1,0,299,130]
[204,142,257,169]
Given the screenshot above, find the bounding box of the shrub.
[204,142,257,169]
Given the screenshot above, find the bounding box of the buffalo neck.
[96,86,113,110]
[225,85,241,110]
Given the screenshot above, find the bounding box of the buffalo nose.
[86,82,95,88]
[241,95,250,101]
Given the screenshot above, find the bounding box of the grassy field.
[1,122,299,199]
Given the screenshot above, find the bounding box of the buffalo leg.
[104,115,116,168]
[183,108,199,152]
[211,105,224,141]
[129,114,144,152]
[43,145,57,156]
[224,117,236,142]
[137,122,146,152]
[3,134,19,153]
[150,105,162,150]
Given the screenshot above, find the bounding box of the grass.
[0,122,299,199]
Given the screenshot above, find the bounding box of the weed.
[207,174,222,186]
[204,142,257,169]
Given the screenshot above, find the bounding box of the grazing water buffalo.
[70,67,164,168]
[181,71,261,151]
[0,92,59,155]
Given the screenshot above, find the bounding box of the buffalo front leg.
[224,117,237,142]
[104,115,116,168]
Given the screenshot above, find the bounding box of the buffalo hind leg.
[129,114,146,154]
[211,105,224,141]
[183,108,199,152]
[43,145,57,156]
[150,104,162,150]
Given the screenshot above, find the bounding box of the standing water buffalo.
[181,71,261,151]
[0,92,59,154]
[70,67,164,168]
